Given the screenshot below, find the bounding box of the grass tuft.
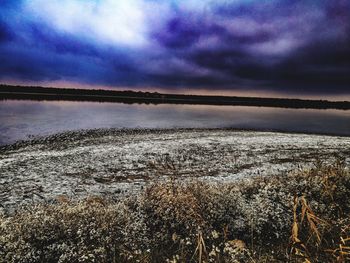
[1,160,350,262]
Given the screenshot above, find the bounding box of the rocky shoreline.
[1,128,350,212]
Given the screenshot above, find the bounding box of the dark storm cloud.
[0,32,147,87]
[0,21,13,42]
[28,25,99,57]
[0,6,146,86]
[0,0,349,95]
[148,1,350,94]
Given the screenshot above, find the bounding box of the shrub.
[1,160,349,262]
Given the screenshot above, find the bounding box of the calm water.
[0,100,349,145]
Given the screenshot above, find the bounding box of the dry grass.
[1,159,349,262]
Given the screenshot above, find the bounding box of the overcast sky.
[0,0,349,97]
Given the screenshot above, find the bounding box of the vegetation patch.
[1,160,350,262]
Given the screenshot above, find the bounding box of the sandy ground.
[1,128,349,212]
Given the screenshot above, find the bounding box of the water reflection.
[0,100,349,145]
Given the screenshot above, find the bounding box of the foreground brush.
[1,159,349,262]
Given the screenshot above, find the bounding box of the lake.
[0,100,349,145]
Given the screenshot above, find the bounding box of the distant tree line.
[0,84,349,110]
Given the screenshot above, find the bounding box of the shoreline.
[1,128,350,212]
[1,127,350,149]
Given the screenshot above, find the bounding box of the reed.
[1,159,349,262]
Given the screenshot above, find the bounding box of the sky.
[0,0,349,98]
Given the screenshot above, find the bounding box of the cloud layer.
[0,0,349,95]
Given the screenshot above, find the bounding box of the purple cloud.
[0,0,349,95]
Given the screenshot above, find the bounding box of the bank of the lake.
[1,128,349,213]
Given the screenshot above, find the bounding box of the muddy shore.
[1,128,349,212]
